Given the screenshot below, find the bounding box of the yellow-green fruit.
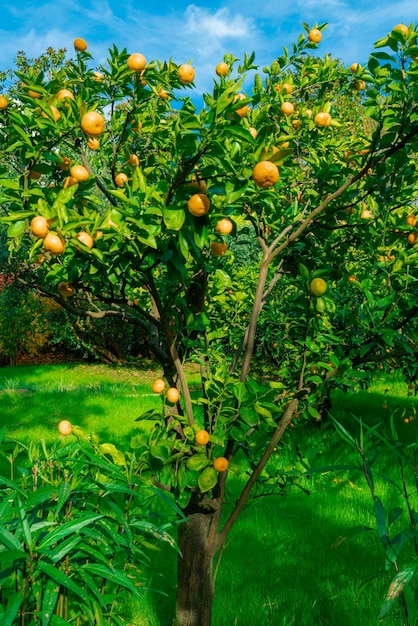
[310,278,327,296]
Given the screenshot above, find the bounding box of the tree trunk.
[176,513,215,626]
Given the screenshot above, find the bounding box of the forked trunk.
[176,512,215,626]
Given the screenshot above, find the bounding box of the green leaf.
[150,444,170,462]
[82,564,143,599]
[131,520,179,551]
[0,179,20,190]
[41,579,60,626]
[379,566,417,618]
[186,454,209,471]
[163,206,185,230]
[37,514,103,550]
[0,548,26,569]
[99,443,126,465]
[0,525,24,551]
[198,467,218,493]
[232,381,248,403]
[37,561,91,605]
[7,221,26,237]
[226,181,250,204]
[227,125,255,142]
[17,497,33,552]
[2,589,24,626]
[47,535,83,563]
[132,166,147,193]
[55,481,71,515]
[254,402,273,419]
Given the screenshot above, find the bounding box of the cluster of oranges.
[30,214,94,256]
[150,378,229,472]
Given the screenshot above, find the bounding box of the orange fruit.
[350,62,360,73]
[166,387,180,403]
[216,218,233,235]
[213,457,229,472]
[158,88,170,100]
[314,111,332,127]
[81,111,105,137]
[308,29,322,43]
[30,215,49,238]
[74,37,88,51]
[70,165,90,182]
[29,170,42,180]
[128,154,139,166]
[56,89,75,101]
[407,232,418,245]
[115,173,128,187]
[62,176,78,188]
[355,80,366,91]
[252,161,279,188]
[151,378,166,394]
[310,277,327,296]
[87,137,100,150]
[178,64,195,84]
[232,93,248,117]
[210,241,227,256]
[187,193,211,217]
[215,62,229,76]
[92,71,104,82]
[127,53,147,72]
[44,232,65,254]
[406,214,417,226]
[195,430,210,445]
[393,24,408,36]
[76,231,94,249]
[0,95,8,109]
[58,420,73,435]
[281,101,295,115]
[360,208,373,219]
[58,282,75,297]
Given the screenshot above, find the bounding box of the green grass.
[0,362,201,447]
[1,363,417,625]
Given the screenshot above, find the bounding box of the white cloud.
[175,5,255,57]
[184,5,252,40]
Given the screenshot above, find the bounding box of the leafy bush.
[0,428,182,625]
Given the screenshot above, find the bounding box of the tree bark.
[176,513,215,626]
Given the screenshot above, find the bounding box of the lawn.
[0,363,417,625]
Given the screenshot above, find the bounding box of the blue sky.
[0,1,416,97]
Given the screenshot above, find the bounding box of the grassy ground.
[0,363,417,625]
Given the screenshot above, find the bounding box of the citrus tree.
[1,23,418,625]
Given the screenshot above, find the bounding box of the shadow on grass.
[142,483,407,626]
